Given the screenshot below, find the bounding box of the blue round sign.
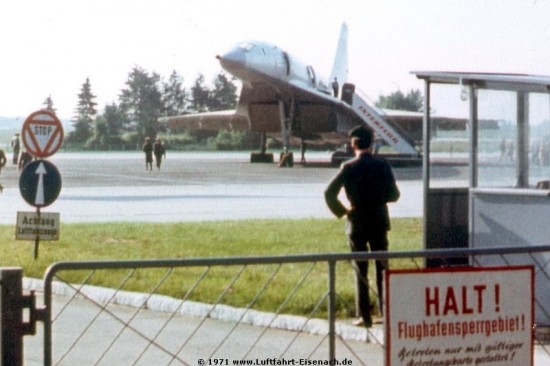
[19,160,62,208]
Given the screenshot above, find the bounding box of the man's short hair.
[348,125,374,149]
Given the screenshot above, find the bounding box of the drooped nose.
[216,47,246,75]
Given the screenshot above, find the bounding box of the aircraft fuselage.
[216,39,359,144]
[218,41,331,95]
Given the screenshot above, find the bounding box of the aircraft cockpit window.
[307,66,316,85]
[283,52,290,76]
[238,43,254,52]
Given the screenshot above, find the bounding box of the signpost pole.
[34,208,40,260]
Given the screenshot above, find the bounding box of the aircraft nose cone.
[218,48,246,74]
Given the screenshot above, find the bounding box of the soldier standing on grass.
[324,125,400,328]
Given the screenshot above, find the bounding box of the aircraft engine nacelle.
[299,104,337,133]
[248,103,281,133]
[247,103,339,134]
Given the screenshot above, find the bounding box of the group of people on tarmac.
[499,137,550,165]
[142,137,166,171]
[1,133,168,194]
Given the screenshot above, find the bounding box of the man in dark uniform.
[153,138,166,169]
[142,137,153,171]
[0,148,6,193]
[332,77,339,98]
[324,125,400,327]
[11,133,20,165]
[18,150,33,171]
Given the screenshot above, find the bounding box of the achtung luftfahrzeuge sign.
[16,211,60,241]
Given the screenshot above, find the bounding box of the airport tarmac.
[0,151,424,224]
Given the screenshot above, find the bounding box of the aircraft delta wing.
[159,23,419,163]
[162,110,248,132]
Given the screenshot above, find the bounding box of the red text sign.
[386,266,534,366]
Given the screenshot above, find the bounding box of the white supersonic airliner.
[159,23,419,165]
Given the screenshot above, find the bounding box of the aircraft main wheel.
[278,152,294,167]
[250,152,274,163]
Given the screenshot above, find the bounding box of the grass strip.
[0,218,422,317]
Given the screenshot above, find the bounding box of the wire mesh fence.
[28,246,550,365]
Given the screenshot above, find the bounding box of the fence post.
[0,268,40,366]
[327,260,336,360]
[0,268,25,366]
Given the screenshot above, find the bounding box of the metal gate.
[2,246,550,365]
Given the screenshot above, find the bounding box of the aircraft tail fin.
[329,22,349,86]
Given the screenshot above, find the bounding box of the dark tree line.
[60,67,420,151]
[66,66,238,149]
[375,89,423,112]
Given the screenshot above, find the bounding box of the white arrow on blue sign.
[19,160,62,208]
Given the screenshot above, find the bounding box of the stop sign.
[21,109,64,158]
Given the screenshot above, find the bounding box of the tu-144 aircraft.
[159,23,420,166]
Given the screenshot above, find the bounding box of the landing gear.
[278,152,294,167]
[250,132,274,163]
[277,99,295,168]
[250,152,274,163]
[250,98,297,167]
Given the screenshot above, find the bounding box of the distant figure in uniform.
[11,133,20,165]
[300,138,307,164]
[18,150,33,171]
[142,137,153,171]
[324,125,400,328]
[499,138,507,161]
[153,138,166,169]
[0,149,6,193]
[332,77,339,98]
[507,141,515,162]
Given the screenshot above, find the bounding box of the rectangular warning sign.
[386,266,534,366]
[16,211,60,241]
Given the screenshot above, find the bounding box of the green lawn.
[0,218,422,317]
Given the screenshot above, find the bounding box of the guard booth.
[414,71,550,324]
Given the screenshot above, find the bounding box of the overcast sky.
[1,0,549,120]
